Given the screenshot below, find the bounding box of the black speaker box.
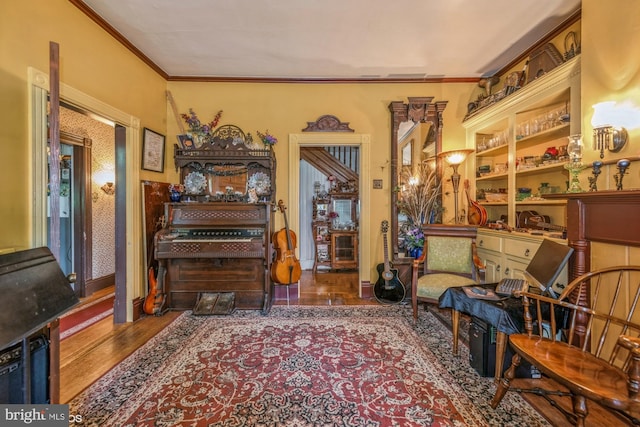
[469,317,538,378]
[0,335,49,403]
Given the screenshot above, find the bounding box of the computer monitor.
[522,239,574,298]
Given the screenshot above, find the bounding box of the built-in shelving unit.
[463,55,581,230]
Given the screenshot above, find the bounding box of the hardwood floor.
[59,270,364,403]
[59,271,628,425]
[293,270,377,306]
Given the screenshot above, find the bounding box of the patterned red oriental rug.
[69,306,550,426]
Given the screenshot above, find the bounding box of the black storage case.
[469,316,538,378]
[0,335,49,403]
[0,247,79,404]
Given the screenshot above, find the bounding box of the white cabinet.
[463,56,581,230]
[477,233,503,282]
[481,251,503,283]
[477,229,569,291]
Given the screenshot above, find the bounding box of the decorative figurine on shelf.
[614,159,631,191]
[588,160,603,192]
[168,183,184,202]
[543,146,559,160]
[327,174,337,192]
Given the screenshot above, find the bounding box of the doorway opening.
[288,133,371,299]
[300,146,359,269]
[30,67,141,323]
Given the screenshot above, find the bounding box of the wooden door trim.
[61,130,92,297]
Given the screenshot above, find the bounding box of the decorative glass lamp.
[564,134,587,193]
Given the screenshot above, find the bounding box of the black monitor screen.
[523,239,574,297]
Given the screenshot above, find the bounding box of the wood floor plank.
[59,311,180,403]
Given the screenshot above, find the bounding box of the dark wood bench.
[491,266,640,426]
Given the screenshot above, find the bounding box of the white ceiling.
[80,0,581,80]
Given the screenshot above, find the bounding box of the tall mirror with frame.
[389,97,447,263]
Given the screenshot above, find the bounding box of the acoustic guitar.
[271,200,302,285]
[374,220,406,304]
[464,179,488,226]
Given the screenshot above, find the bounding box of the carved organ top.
[174,124,276,203]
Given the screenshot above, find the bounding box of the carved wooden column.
[389,97,448,257]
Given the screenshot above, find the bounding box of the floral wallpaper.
[60,107,115,280]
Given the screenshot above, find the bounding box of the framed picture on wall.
[141,128,166,172]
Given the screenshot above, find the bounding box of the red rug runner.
[59,294,114,340]
[69,306,549,426]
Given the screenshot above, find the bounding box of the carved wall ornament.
[302,115,354,132]
[527,43,564,84]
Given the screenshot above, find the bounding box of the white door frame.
[288,133,371,297]
[28,67,141,322]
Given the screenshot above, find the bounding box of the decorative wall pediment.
[302,115,354,132]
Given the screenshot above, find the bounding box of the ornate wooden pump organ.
[154,125,276,313]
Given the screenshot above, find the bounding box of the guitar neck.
[383,232,391,271]
[533,221,565,232]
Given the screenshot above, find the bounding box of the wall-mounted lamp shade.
[94,169,115,187]
[592,101,640,129]
[591,102,618,128]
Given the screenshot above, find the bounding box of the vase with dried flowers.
[256,130,277,149]
[397,161,441,255]
[181,108,223,147]
[400,225,425,258]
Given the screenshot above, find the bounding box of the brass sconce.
[101,182,115,195]
[591,102,629,159]
[439,149,474,224]
[93,169,115,201]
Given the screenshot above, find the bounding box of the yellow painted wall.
[166,82,475,282]
[0,0,167,251]
[580,0,640,191]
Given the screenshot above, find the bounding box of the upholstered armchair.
[411,224,484,320]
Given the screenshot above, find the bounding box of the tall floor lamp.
[439,149,474,224]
